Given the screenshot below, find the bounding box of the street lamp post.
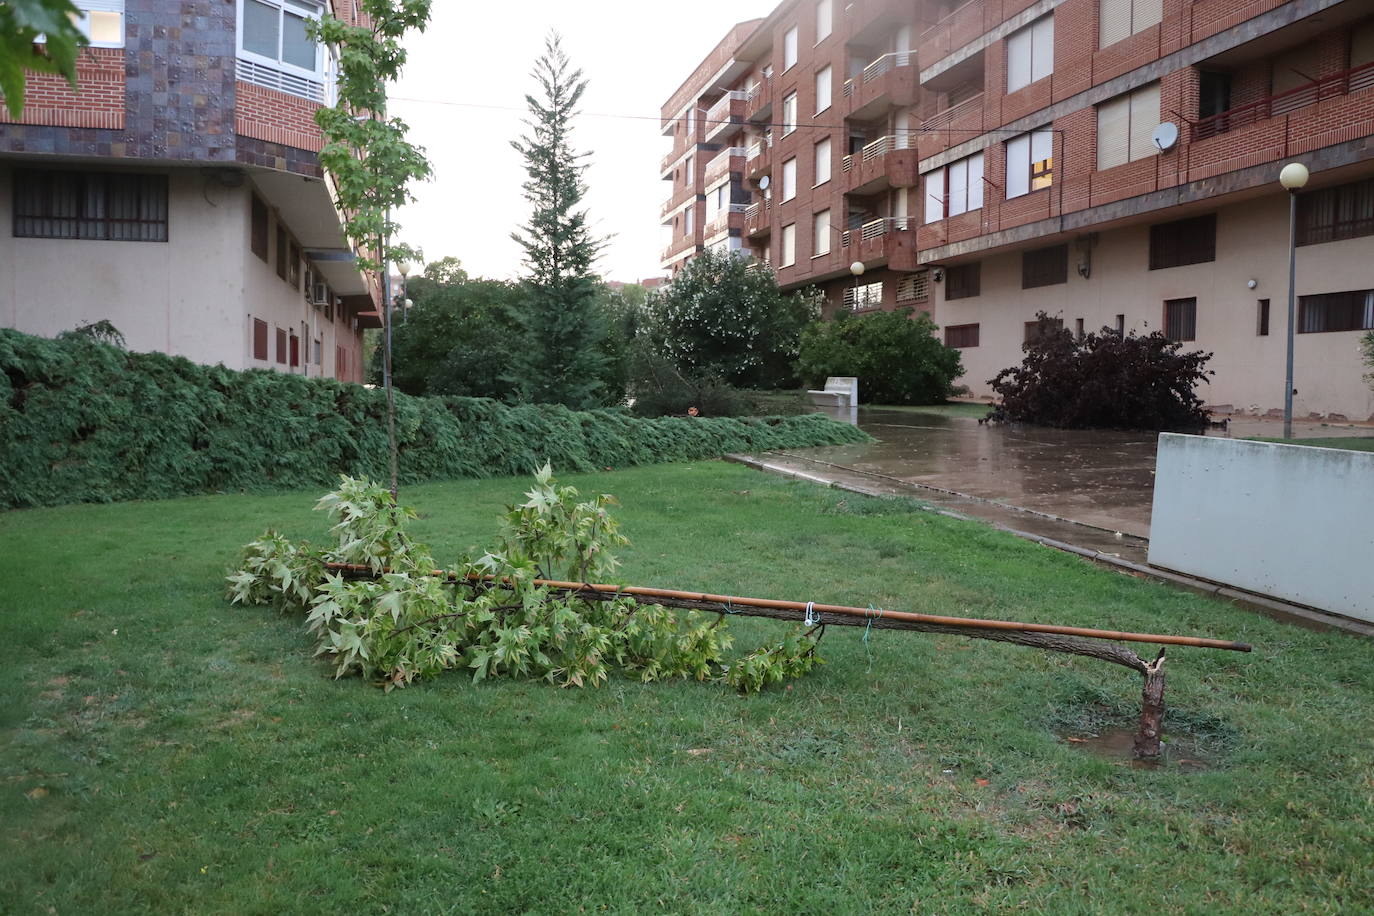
[849,260,865,308]
[396,259,414,323]
[1279,162,1309,439]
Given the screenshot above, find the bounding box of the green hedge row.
[0,329,870,509]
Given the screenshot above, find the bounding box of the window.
[1257,299,1270,336]
[782,157,797,201]
[945,262,980,300]
[1097,82,1159,170]
[289,332,300,368]
[1024,317,1064,343]
[253,318,269,361]
[923,152,984,222]
[816,0,832,42]
[784,25,799,70]
[845,281,883,310]
[276,226,288,280]
[70,1,124,48]
[1198,70,1231,119]
[1297,177,1374,247]
[896,271,930,303]
[1115,313,1125,335]
[1099,0,1162,49]
[781,223,796,266]
[1006,16,1053,93]
[313,338,322,366]
[705,182,725,222]
[12,169,168,242]
[240,0,322,77]
[815,65,832,114]
[685,154,694,188]
[251,195,269,261]
[289,240,301,289]
[275,326,288,364]
[1164,298,1197,341]
[1149,213,1215,269]
[814,138,831,186]
[684,206,693,236]
[1075,318,1085,340]
[1005,129,1053,198]
[1022,244,1067,288]
[813,209,831,256]
[782,92,798,135]
[945,323,980,348]
[1298,289,1374,333]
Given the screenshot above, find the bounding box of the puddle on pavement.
[1061,727,1212,770]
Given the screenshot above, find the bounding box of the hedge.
[0,329,870,509]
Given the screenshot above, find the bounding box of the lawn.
[3,462,1372,913]
[1249,436,1374,452]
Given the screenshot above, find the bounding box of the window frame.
[945,262,981,300]
[1298,289,1374,333]
[814,64,832,115]
[813,209,831,256]
[71,0,125,48]
[944,323,980,348]
[252,318,269,361]
[814,137,832,186]
[1296,177,1374,247]
[1021,244,1068,289]
[816,0,833,43]
[1164,297,1197,342]
[782,91,798,136]
[781,222,797,267]
[1006,15,1054,93]
[11,168,169,243]
[1005,128,1054,198]
[783,25,799,70]
[1149,213,1216,270]
[923,152,984,222]
[237,0,325,81]
[782,157,798,201]
[1096,82,1160,170]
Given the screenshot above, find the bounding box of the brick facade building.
[1,0,382,381]
[662,0,1374,420]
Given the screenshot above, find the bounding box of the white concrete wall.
[1148,433,1374,622]
[0,164,362,378]
[932,192,1374,422]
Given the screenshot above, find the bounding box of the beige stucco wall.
[933,193,1374,422]
[0,164,360,378]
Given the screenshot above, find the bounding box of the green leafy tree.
[509,33,609,409]
[1362,330,1374,390]
[371,270,527,399]
[797,308,963,405]
[311,0,432,497]
[1,0,86,118]
[649,249,819,390]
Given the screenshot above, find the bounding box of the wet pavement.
[742,406,1373,545]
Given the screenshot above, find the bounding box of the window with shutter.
[1128,82,1160,161]
[783,157,797,200]
[251,195,268,261]
[1132,0,1162,32]
[1149,214,1216,269]
[1007,17,1053,92]
[924,167,945,223]
[944,324,980,348]
[781,223,796,266]
[1007,26,1032,92]
[1006,129,1053,198]
[1006,134,1030,198]
[1031,17,1054,83]
[782,92,798,135]
[815,65,832,114]
[1353,21,1374,67]
[252,318,269,361]
[1099,0,1130,48]
[784,25,799,69]
[945,263,980,300]
[948,159,968,215]
[814,210,831,255]
[1296,177,1374,246]
[814,138,831,185]
[816,0,832,42]
[1096,94,1130,169]
[1298,290,1374,333]
[1022,244,1068,288]
[1164,298,1197,341]
[966,152,984,211]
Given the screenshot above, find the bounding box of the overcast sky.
[390,0,775,284]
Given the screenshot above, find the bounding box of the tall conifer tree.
[510,33,608,408]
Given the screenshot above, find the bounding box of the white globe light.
[850,261,865,277]
[1279,162,1309,190]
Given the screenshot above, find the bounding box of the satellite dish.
[1152,122,1178,152]
[759,175,770,190]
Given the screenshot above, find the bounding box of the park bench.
[806,376,859,409]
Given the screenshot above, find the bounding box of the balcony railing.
[703,146,747,185]
[844,51,913,98]
[840,216,913,247]
[705,90,747,141]
[1192,60,1374,141]
[705,202,748,236]
[841,133,915,175]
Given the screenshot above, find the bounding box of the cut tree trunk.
[1133,649,1167,760]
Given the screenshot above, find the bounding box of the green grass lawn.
[1249,436,1374,452]
[3,462,1372,913]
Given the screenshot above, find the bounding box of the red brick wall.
[234,82,324,153]
[0,48,124,129]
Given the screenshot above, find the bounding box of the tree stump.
[1133,649,1167,760]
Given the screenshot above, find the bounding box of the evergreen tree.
[510,33,609,408]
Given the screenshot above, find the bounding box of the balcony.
[660,232,701,267]
[840,216,918,271]
[917,0,990,70]
[703,145,747,187]
[745,74,773,122]
[843,51,916,119]
[918,91,984,159]
[1191,61,1374,142]
[841,134,918,194]
[745,135,772,179]
[704,203,748,241]
[744,199,772,237]
[705,90,748,143]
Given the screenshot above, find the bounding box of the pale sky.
[390,1,776,284]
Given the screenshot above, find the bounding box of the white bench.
[806,376,859,409]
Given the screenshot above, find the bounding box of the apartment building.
[661,0,1374,420]
[0,0,381,382]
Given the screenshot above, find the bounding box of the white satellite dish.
[1152,122,1179,152]
[758,175,770,189]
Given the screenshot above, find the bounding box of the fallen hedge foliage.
[0,329,870,509]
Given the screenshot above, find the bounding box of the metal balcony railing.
[1192,60,1374,141]
[862,50,912,83]
[842,216,914,247]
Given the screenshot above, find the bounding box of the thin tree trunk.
[1133,649,1167,760]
